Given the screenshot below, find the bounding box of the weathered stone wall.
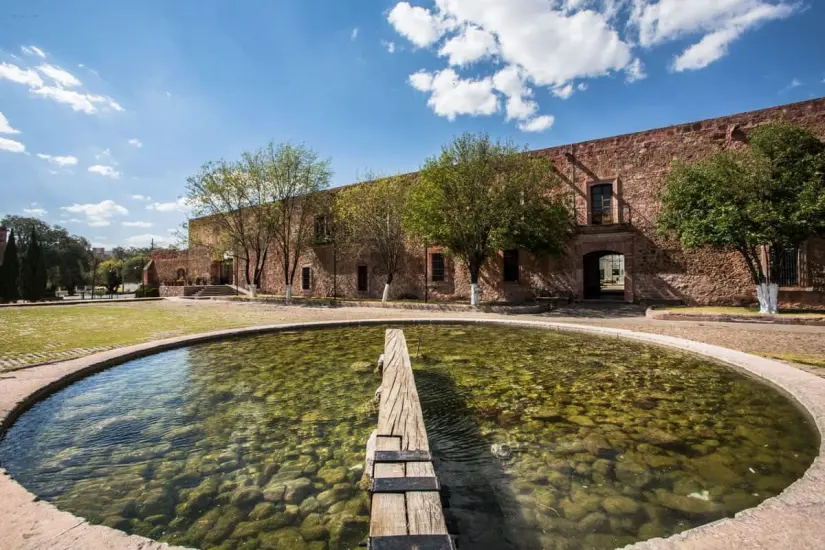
[150,250,191,285]
[187,98,825,306]
[531,97,825,305]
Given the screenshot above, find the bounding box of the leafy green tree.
[406,133,572,306]
[1,216,93,292]
[186,151,279,289]
[0,229,21,302]
[335,174,411,302]
[20,229,47,302]
[264,142,332,302]
[658,123,825,313]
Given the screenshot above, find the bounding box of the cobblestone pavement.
[1,299,823,375]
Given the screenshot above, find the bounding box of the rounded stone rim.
[1,318,823,550]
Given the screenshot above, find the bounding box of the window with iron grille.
[503,249,519,282]
[431,253,445,282]
[590,183,613,225]
[301,266,311,290]
[773,246,800,287]
[357,265,368,292]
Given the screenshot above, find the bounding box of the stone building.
[152,98,825,308]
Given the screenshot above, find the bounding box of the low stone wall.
[646,308,825,326]
[1,319,824,549]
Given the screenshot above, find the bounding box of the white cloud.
[351,28,359,40]
[37,64,81,87]
[37,153,78,166]
[21,45,46,58]
[382,40,397,53]
[0,112,21,134]
[632,0,799,71]
[779,77,802,93]
[0,137,26,153]
[492,65,538,121]
[88,165,122,179]
[0,62,44,87]
[147,198,192,213]
[387,0,798,130]
[31,86,123,114]
[552,83,575,99]
[633,0,798,47]
[518,115,555,132]
[670,27,743,72]
[439,25,498,66]
[388,0,633,130]
[23,207,48,216]
[408,68,498,120]
[124,234,169,247]
[122,221,153,228]
[1,58,123,116]
[165,91,173,97]
[418,0,632,86]
[131,194,152,201]
[128,138,143,148]
[388,2,453,47]
[61,200,129,227]
[625,58,647,82]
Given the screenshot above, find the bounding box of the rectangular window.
[590,183,613,225]
[773,246,800,287]
[314,215,330,244]
[431,253,445,282]
[503,249,519,283]
[357,265,368,292]
[301,266,311,290]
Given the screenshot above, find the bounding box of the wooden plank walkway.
[367,329,453,550]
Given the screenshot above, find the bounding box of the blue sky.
[1,0,823,249]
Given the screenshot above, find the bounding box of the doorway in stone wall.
[583,251,625,300]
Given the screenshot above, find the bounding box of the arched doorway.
[583,251,625,300]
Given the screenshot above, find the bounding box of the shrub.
[135,285,160,298]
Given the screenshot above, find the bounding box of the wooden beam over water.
[367,329,452,548]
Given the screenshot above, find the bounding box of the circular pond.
[0,324,817,550]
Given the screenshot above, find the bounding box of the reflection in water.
[0,325,818,550]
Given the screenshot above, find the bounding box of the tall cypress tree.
[20,229,47,302]
[0,230,21,302]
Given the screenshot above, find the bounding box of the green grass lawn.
[762,352,825,369]
[660,306,825,317]
[0,302,285,368]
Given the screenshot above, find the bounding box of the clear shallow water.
[0,325,817,550]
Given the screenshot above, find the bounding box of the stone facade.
[157,98,825,307]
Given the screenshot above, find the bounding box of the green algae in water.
[0,325,818,550]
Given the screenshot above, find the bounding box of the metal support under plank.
[369,534,456,550]
[371,476,440,493]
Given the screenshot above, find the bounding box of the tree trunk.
[382,272,393,303]
[285,284,292,303]
[469,261,481,307]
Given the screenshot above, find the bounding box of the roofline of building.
[187,96,824,225]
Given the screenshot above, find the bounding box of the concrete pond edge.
[1,318,824,550]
